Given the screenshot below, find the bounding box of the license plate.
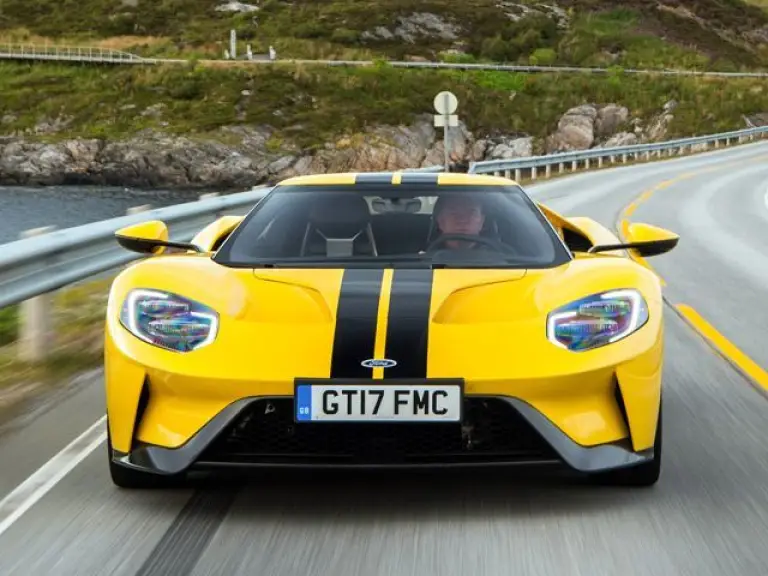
[294,383,462,422]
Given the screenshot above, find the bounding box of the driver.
[433,194,486,249]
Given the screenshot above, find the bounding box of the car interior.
[249,193,548,259]
[214,189,597,263]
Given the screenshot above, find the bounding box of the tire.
[593,401,662,487]
[107,423,185,489]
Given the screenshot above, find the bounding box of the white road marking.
[0,415,107,538]
[764,188,768,211]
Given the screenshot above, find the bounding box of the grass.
[0,277,111,391]
[1,61,766,153]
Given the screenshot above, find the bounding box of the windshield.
[213,183,571,269]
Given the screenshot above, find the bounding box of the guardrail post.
[515,169,521,181]
[18,226,56,363]
[127,204,152,215]
[558,163,564,174]
[545,164,551,178]
[571,160,577,171]
[715,139,720,148]
[622,153,627,163]
[585,158,590,170]
[531,166,537,180]
[598,157,603,168]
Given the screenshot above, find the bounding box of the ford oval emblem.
[361,358,397,368]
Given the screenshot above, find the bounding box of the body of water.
[0,186,246,244]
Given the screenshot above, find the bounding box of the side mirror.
[589,223,679,257]
[115,220,203,255]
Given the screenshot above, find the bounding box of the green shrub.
[0,306,19,347]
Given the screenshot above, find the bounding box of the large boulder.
[545,104,599,152]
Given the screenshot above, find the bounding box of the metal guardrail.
[279,59,768,78]
[0,187,270,310]
[2,42,768,77]
[0,43,164,64]
[468,125,768,176]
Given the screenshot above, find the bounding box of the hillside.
[0,0,767,71]
[0,59,766,189]
[0,0,767,189]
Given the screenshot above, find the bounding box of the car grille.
[196,397,561,466]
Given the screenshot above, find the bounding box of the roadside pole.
[433,91,459,172]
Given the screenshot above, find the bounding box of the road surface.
[1,141,768,575]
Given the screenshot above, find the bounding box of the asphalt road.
[2,141,768,575]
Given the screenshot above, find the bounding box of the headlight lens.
[546,289,648,351]
[119,289,219,352]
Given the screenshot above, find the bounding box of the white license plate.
[295,384,462,422]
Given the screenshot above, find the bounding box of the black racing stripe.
[355,172,396,184]
[330,268,385,378]
[398,172,439,185]
[384,269,435,379]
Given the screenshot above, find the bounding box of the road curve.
[2,142,768,575]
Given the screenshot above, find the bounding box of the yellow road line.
[615,173,697,285]
[676,304,768,392]
[372,268,394,379]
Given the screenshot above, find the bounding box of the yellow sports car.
[104,172,677,489]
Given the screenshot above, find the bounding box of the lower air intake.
[196,397,560,466]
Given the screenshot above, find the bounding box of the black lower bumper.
[112,396,654,476]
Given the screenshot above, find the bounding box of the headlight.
[546,289,648,352]
[119,289,219,352]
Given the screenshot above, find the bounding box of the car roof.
[275,171,519,188]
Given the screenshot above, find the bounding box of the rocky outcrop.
[0,115,476,188]
[545,104,600,152]
[543,100,680,152]
[495,2,569,29]
[595,104,630,140]
[215,1,258,13]
[362,13,461,43]
[0,99,705,189]
[0,128,294,188]
[746,112,768,126]
[592,132,637,148]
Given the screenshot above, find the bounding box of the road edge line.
[669,301,768,400]
[0,415,107,538]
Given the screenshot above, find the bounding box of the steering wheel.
[426,233,507,253]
